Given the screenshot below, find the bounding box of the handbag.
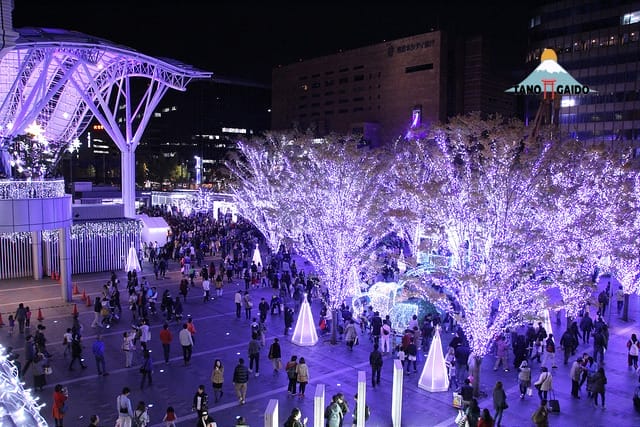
[527,387,533,396]
[454,409,467,427]
[44,365,53,375]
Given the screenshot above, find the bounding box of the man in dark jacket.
[580,313,593,344]
[284,306,294,335]
[192,385,209,420]
[233,358,249,404]
[369,345,383,387]
[560,329,577,365]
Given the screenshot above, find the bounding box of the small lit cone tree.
[285,135,393,345]
[227,132,301,255]
[418,325,449,392]
[291,294,319,346]
[398,114,592,396]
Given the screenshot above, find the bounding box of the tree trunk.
[623,293,630,322]
[470,355,482,398]
[330,309,339,344]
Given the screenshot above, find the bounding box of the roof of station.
[0,27,212,143]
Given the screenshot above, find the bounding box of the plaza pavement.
[1,254,640,427]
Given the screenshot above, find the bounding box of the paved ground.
[1,254,640,427]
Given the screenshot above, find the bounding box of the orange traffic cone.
[73,283,80,295]
[0,312,4,327]
[37,308,44,322]
[72,303,78,316]
[86,295,92,307]
[81,289,87,302]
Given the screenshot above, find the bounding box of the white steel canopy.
[0,27,212,216]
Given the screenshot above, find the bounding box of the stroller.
[101,298,119,328]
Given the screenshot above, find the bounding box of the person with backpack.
[628,334,640,369]
[286,355,298,395]
[133,401,150,427]
[369,345,383,388]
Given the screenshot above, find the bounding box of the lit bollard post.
[264,399,278,427]
[314,384,325,427]
[392,359,404,427]
[357,371,366,427]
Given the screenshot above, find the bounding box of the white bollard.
[264,398,278,427]
[314,384,325,427]
[357,371,366,427]
[392,359,404,427]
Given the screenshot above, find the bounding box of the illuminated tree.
[398,114,615,395]
[227,132,299,254]
[284,135,392,344]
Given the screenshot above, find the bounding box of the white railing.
[0,179,66,199]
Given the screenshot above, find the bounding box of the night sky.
[12,1,534,85]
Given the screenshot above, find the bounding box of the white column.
[121,147,136,218]
[357,371,367,427]
[314,384,325,427]
[31,230,43,280]
[58,226,72,302]
[392,360,404,427]
[264,399,278,427]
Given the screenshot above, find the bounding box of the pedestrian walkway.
[1,259,640,426]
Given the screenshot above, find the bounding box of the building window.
[354,74,365,81]
[325,80,334,87]
[311,82,321,89]
[353,107,364,112]
[405,63,433,73]
[353,97,364,102]
[338,109,348,113]
[339,77,349,84]
[325,110,334,115]
[622,11,640,25]
[353,65,364,70]
[339,67,349,72]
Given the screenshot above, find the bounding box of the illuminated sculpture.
[0,345,48,426]
[125,242,142,272]
[291,294,318,346]
[0,27,211,217]
[418,326,449,392]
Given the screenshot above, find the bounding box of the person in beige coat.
[211,359,224,403]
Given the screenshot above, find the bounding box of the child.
[62,328,73,357]
[395,344,406,366]
[8,315,15,336]
[162,406,177,427]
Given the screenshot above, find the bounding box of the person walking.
[296,357,309,398]
[139,319,151,351]
[465,398,481,427]
[248,333,261,376]
[15,303,27,334]
[243,291,253,320]
[492,381,507,427]
[179,323,194,365]
[543,334,557,369]
[202,277,211,302]
[211,359,224,403]
[162,406,178,427]
[268,338,282,374]
[369,344,383,388]
[91,297,102,328]
[122,331,135,368]
[92,335,109,376]
[627,333,640,369]
[591,366,607,409]
[52,384,68,427]
[560,328,577,366]
[21,335,36,378]
[579,312,593,344]
[570,357,583,398]
[192,385,209,420]
[68,334,88,370]
[286,355,299,396]
[531,400,549,427]
[159,323,173,364]
[517,360,531,399]
[32,352,48,391]
[140,350,153,390]
[351,393,370,427]
[477,408,494,427]
[533,367,553,402]
[116,387,134,427]
[344,320,358,351]
[235,290,243,319]
[233,357,250,405]
[284,306,294,335]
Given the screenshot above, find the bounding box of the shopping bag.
[452,392,463,408]
[527,387,533,396]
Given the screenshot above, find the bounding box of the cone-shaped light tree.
[393,114,626,396]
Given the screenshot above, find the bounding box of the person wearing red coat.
[52,384,68,426]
